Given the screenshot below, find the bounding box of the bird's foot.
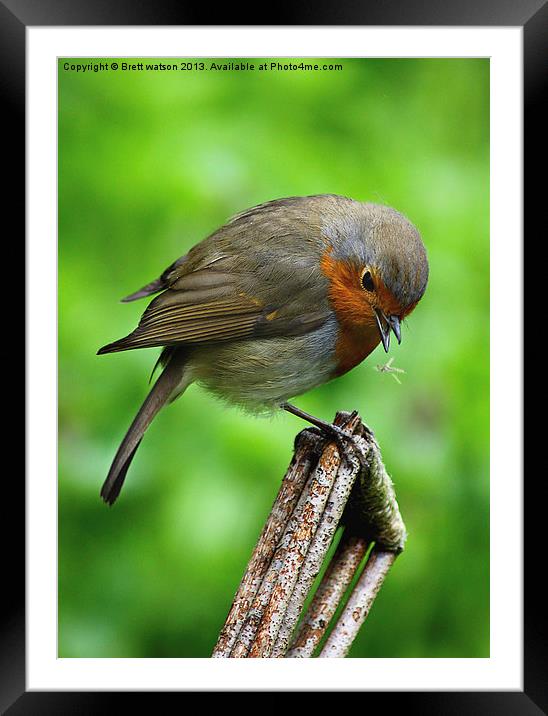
[281,403,368,473]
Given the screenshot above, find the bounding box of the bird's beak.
[374,308,391,352]
[388,314,402,344]
[374,309,402,352]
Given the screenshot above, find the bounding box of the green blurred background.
[58,58,489,658]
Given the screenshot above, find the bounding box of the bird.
[98,194,429,505]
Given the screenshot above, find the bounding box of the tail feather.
[100,440,142,505]
[101,350,189,505]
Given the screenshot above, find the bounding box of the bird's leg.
[280,402,354,436]
[280,403,368,472]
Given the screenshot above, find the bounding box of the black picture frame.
[6,0,541,709]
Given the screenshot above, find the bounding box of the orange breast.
[320,249,381,376]
[334,323,382,376]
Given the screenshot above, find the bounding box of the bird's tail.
[100,349,190,505]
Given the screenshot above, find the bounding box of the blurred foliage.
[58,58,489,658]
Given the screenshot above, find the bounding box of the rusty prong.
[272,421,367,657]
[318,548,398,658]
[213,408,405,659]
[285,532,369,658]
[245,412,361,658]
[244,441,342,657]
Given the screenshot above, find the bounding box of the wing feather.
[98,236,332,356]
[98,295,262,353]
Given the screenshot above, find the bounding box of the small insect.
[375,357,406,384]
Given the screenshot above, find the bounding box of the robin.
[98,194,429,504]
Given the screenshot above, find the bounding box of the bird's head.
[321,201,429,352]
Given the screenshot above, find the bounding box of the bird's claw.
[314,422,368,475]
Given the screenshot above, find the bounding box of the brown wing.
[98,291,264,353]
[99,214,332,355]
[98,285,330,354]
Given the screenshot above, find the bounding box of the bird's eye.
[361,270,375,292]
